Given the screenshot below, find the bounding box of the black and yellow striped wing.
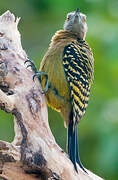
[63,40,93,124]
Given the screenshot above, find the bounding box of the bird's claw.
[33,72,48,94]
[24,59,38,74]
[26,64,33,69]
[24,59,48,94]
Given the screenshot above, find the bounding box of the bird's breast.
[40,44,71,112]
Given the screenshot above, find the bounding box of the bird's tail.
[67,111,87,173]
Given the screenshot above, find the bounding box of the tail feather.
[75,126,87,173]
[68,119,78,172]
[67,112,87,173]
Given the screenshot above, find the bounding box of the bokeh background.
[0,0,118,179]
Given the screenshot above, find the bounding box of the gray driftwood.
[0,11,103,180]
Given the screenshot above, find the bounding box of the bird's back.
[40,30,94,125]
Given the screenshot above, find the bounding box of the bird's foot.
[25,59,38,74]
[25,59,48,94]
[33,72,48,94]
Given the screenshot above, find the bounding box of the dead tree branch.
[0,11,103,180]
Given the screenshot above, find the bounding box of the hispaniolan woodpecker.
[26,8,94,173]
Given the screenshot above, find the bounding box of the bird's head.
[64,8,88,40]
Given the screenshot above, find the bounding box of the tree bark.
[0,11,103,180]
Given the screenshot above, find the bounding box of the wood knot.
[26,88,41,118]
[0,62,8,77]
[0,152,16,163]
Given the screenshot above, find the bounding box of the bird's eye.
[66,17,70,21]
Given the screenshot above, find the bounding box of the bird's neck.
[50,30,85,45]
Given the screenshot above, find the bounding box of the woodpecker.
[26,8,94,173]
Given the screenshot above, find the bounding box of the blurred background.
[0,0,118,179]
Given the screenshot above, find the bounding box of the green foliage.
[0,0,118,179]
[0,110,14,142]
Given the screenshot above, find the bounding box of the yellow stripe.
[73,93,84,108]
[73,44,81,52]
[73,101,83,116]
[85,102,88,108]
[73,44,89,62]
[69,66,79,74]
[64,54,68,58]
[71,61,87,78]
[68,72,74,80]
[80,50,87,57]
[82,56,88,61]
[68,54,74,58]
[63,61,68,65]
[71,81,89,102]
[70,82,85,103]
[70,44,74,48]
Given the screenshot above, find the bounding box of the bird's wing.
[63,41,93,124]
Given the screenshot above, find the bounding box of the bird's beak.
[76,8,80,14]
[75,8,80,17]
[74,8,80,23]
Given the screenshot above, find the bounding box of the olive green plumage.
[40,30,94,126]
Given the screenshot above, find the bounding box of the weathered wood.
[0,10,103,180]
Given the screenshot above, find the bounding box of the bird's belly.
[40,45,72,112]
[41,67,70,112]
[46,80,70,112]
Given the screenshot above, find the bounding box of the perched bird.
[26,8,94,173]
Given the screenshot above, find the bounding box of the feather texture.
[63,40,94,124]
